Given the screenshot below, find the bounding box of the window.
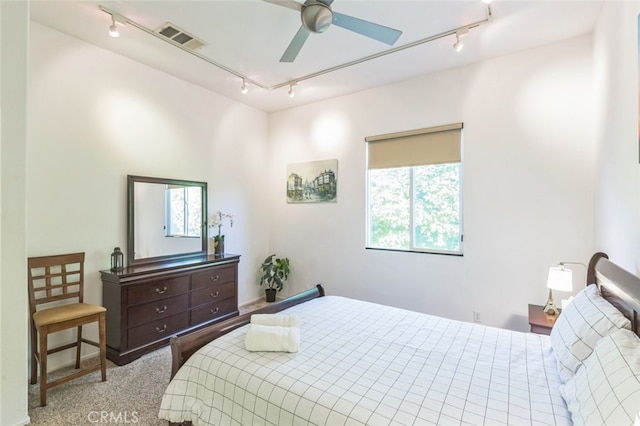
[166,185,202,238]
[366,123,463,255]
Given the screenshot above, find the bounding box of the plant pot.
[214,236,224,257]
[265,288,277,303]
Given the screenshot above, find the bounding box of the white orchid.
[209,211,233,241]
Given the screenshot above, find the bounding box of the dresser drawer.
[127,312,189,348]
[190,281,235,308]
[191,265,235,290]
[128,294,189,328]
[190,298,236,326]
[127,276,190,305]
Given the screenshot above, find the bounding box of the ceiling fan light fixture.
[301,1,333,33]
[288,83,297,98]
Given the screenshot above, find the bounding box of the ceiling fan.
[263,0,403,63]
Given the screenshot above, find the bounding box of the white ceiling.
[30,0,604,113]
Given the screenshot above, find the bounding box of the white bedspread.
[159,296,571,425]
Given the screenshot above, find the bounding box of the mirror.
[127,175,207,265]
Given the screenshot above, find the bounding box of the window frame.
[165,185,201,239]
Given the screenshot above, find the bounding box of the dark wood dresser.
[100,254,240,365]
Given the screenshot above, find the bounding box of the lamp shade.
[547,266,573,292]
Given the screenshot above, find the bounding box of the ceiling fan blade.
[280,26,310,62]
[262,0,302,12]
[332,11,402,46]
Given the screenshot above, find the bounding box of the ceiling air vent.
[156,23,207,51]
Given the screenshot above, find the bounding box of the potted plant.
[259,254,290,302]
[209,211,233,257]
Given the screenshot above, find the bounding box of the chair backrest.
[28,252,85,315]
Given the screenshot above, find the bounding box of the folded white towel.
[250,313,300,328]
[244,324,300,353]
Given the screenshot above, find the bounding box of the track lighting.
[109,20,119,38]
[98,4,492,96]
[108,13,125,38]
[453,28,468,52]
[453,35,463,52]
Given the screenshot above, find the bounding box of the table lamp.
[544,264,573,315]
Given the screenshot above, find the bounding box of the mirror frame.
[127,175,208,266]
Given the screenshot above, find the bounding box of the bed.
[159,252,640,425]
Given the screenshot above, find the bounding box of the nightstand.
[528,304,560,335]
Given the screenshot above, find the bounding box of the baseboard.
[6,415,30,426]
[240,296,286,307]
[32,347,102,378]
[239,296,264,308]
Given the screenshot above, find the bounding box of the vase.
[214,235,225,257]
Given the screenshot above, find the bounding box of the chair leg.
[75,325,82,369]
[99,312,107,382]
[30,324,38,385]
[39,328,48,407]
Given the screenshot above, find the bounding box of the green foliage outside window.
[368,163,461,253]
[167,186,202,238]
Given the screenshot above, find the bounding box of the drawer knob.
[156,324,167,333]
[210,307,219,314]
[210,275,220,282]
[210,291,219,298]
[156,285,168,294]
[156,305,168,314]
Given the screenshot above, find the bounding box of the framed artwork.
[287,159,338,203]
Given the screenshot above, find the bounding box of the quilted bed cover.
[159,296,571,426]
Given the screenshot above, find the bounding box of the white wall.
[27,22,270,372]
[593,1,640,273]
[268,35,596,331]
[1,2,30,426]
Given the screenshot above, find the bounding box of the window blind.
[366,122,462,170]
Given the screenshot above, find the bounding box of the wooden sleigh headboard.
[588,252,640,337]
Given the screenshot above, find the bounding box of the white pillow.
[560,328,640,425]
[550,284,631,383]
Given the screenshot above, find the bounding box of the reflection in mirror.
[128,175,207,266]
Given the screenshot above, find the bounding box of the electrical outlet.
[473,310,481,323]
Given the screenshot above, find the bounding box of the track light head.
[109,23,119,38]
[108,14,125,38]
[288,83,296,98]
[241,79,248,94]
[453,28,469,52]
[453,36,463,52]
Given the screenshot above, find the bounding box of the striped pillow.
[560,328,640,425]
[550,284,631,383]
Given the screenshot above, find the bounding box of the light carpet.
[28,347,171,425]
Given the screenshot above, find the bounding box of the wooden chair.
[28,252,107,406]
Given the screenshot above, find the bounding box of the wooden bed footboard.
[169,284,325,378]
